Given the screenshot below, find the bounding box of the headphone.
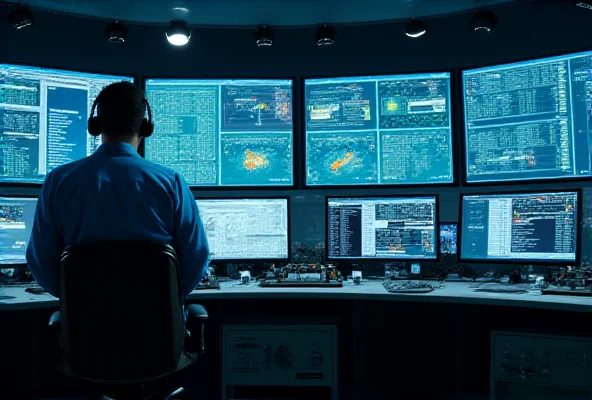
[87,91,154,138]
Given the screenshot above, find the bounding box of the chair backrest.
[58,241,185,381]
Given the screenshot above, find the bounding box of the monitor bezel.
[459,48,592,187]
[457,188,583,265]
[0,60,138,188]
[194,195,292,263]
[141,76,298,190]
[301,70,458,189]
[0,193,38,267]
[439,221,458,258]
[324,194,440,262]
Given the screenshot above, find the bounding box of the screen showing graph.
[305,73,453,186]
[0,197,37,265]
[327,196,438,260]
[460,191,579,263]
[463,51,592,183]
[195,198,289,260]
[0,64,134,183]
[145,79,293,187]
[440,223,457,255]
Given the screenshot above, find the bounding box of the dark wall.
[0,0,591,263]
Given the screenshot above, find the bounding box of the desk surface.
[2,281,592,312]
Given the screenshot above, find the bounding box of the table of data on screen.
[144,79,293,187]
[304,73,453,186]
[463,51,592,183]
[0,197,37,264]
[0,64,133,183]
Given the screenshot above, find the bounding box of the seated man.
[26,81,210,300]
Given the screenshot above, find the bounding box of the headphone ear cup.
[139,118,154,138]
[87,116,102,137]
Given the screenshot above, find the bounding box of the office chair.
[48,241,208,399]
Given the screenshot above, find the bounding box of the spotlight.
[105,21,128,43]
[254,25,274,47]
[166,20,191,46]
[316,24,336,46]
[8,4,34,29]
[404,19,426,38]
[471,9,497,32]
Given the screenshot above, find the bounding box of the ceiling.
[5,0,522,27]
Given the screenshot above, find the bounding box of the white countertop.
[1,281,591,312]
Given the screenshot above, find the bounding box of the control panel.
[491,331,592,398]
[222,324,337,399]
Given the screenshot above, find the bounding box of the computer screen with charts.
[326,196,438,260]
[304,73,453,186]
[195,198,289,260]
[460,191,580,263]
[0,64,134,183]
[440,223,457,255]
[0,197,37,265]
[144,79,293,187]
[463,51,592,183]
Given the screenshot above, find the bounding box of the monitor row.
[0,190,581,266]
[1,48,592,187]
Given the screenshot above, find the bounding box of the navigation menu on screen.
[460,192,579,263]
[305,73,453,186]
[463,51,592,183]
[195,198,289,260]
[0,197,37,265]
[327,196,438,260]
[145,79,293,187]
[0,64,133,183]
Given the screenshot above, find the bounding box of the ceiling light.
[316,24,336,46]
[105,21,128,43]
[166,20,191,46]
[8,4,34,29]
[575,2,592,10]
[471,9,497,32]
[254,25,274,47]
[404,19,426,38]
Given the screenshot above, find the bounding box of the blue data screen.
[144,79,293,187]
[0,64,133,183]
[440,223,457,255]
[0,197,37,265]
[463,51,592,183]
[460,192,579,263]
[305,73,453,186]
[327,196,438,260]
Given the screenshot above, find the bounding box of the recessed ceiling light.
[172,7,190,12]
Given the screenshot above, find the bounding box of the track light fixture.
[166,20,191,46]
[105,21,128,43]
[316,24,336,46]
[471,9,497,32]
[8,4,34,29]
[254,25,274,47]
[404,19,426,38]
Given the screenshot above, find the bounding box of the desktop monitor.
[326,196,438,260]
[195,197,289,261]
[144,79,294,187]
[463,51,592,183]
[0,64,134,183]
[0,196,37,265]
[304,73,453,186]
[440,223,457,255]
[460,191,581,264]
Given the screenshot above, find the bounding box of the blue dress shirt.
[26,142,210,299]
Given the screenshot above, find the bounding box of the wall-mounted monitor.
[326,196,438,260]
[460,191,581,264]
[195,197,289,261]
[0,64,134,184]
[144,79,293,187]
[463,51,592,184]
[0,196,37,265]
[440,223,457,255]
[304,73,453,186]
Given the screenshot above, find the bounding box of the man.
[26,81,210,299]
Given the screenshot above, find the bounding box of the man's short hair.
[97,81,146,137]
